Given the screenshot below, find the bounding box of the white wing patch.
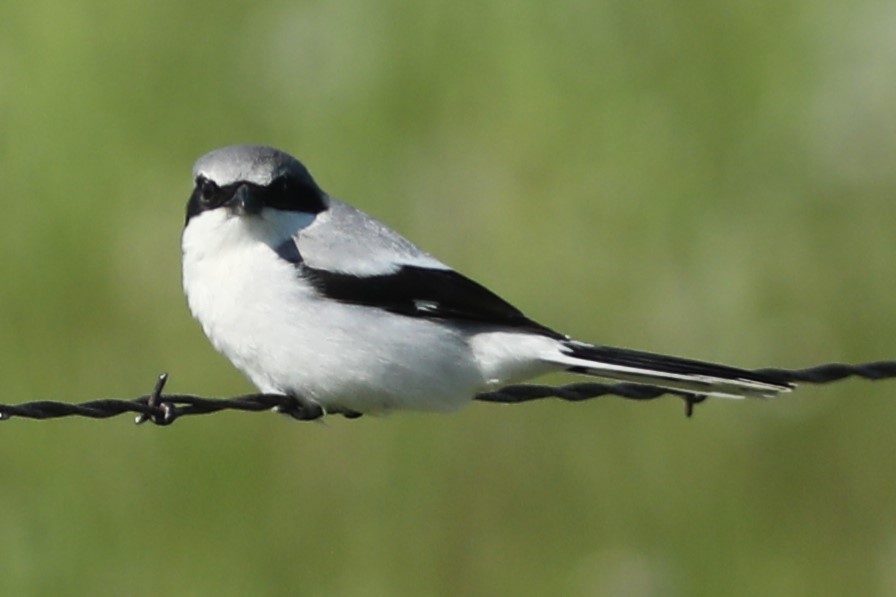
[413,299,441,313]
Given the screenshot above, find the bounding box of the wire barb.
[0,359,893,425]
[134,373,172,425]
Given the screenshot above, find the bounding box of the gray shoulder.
[295,197,449,276]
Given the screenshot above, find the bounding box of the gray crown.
[193,145,308,187]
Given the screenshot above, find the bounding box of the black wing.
[301,263,563,338]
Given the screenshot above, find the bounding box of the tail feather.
[557,341,793,399]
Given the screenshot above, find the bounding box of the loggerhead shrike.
[182,145,792,418]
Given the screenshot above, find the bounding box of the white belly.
[183,224,487,414]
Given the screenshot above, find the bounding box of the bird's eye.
[197,177,221,206]
[272,176,289,195]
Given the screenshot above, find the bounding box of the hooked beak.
[226,184,263,216]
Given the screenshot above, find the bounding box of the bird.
[181,144,792,418]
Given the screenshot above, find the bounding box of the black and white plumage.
[181,145,792,416]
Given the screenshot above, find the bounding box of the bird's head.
[186,145,327,225]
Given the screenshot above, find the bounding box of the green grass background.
[2,1,896,595]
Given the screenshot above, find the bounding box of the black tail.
[557,341,794,398]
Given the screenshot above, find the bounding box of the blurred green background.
[2,1,896,595]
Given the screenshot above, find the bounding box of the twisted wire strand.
[0,360,893,426]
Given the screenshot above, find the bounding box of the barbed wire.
[0,359,893,426]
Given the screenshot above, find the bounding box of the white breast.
[181,209,490,414]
